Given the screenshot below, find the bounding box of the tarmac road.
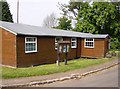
[40,65,118,87]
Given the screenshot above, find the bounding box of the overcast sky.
[6,0,69,26]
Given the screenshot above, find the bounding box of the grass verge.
[1,57,117,79]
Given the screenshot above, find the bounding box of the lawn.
[1,56,117,79]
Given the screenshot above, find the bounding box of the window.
[55,37,63,50]
[25,37,37,53]
[84,38,94,48]
[71,38,77,48]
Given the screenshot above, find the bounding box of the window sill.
[71,46,77,49]
[25,51,37,53]
[84,46,94,48]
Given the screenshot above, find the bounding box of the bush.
[110,38,120,50]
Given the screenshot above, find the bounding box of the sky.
[6,0,69,26]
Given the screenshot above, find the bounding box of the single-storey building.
[0,21,109,67]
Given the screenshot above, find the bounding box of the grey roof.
[0,21,108,38]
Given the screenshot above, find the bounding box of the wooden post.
[57,43,60,66]
[65,44,67,65]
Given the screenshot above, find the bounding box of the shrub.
[110,38,120,50]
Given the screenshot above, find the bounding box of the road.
[39,65,118,87]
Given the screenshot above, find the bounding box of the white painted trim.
[0,26,17,35]
[84,38,94,48]
[25,37,37,53]
[71,37,77,48]
[55,37,63,50]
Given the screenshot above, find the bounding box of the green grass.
[1,57,117,79]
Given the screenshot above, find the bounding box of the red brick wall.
[1,28,17,67]
[0,28,2,64]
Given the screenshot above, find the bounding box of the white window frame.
[25,37,37,53]
[55,37,63,50]
[84,38,94,48]
[71,38,77,48]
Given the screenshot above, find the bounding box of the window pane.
[26,38,36,42]
[71,38,77,48]
[86,39,89,41]
[26,43,29,51]
[25,37,37,53]
[26,43,36,51]
[72,42,75,46]
[55,37,62,49]
[85,38,94,48]
[55,37,62,42]
[86,38,93,41]
[55,43,58,49]
[85,42,93,47]
[72,38,76,41]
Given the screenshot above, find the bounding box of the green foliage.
[75,20,96,33]
[55,16,72,30]
[58,1,83,20]
[112,2,120,22]
[110,22,120,40]
[74,2,117,34]
[66,1,83,17]
[0,0,13,22]
[2,57,115,79]
[110,38,120,50]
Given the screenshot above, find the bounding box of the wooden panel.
[104,37,109,56]
[81,38,107,58]
[0,28,2,64]
[2,28,17,67]
[17,36,80,67]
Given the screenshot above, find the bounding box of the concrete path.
[2,58,119,86]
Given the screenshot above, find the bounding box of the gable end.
[0,26,17,35]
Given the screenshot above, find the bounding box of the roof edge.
[0,26,17,35]
[81,34,109,38]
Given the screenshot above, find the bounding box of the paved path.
[2,58,119,86]
[39,65,118,87]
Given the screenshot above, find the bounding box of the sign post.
[56,43,60,66]
[56,41,70,66]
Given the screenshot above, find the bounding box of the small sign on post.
[56,41,70,66]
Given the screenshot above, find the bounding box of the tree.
[0,0,13,22]
[59,1,120,35]
[42,13,57,28]
[74,2,117,34]
[74,2,97,33]
[55,16,72,30]
[58,1,85,20]
[111,1,120,22]
[110,38,120,50]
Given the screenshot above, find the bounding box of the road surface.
[39,65,118,87]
